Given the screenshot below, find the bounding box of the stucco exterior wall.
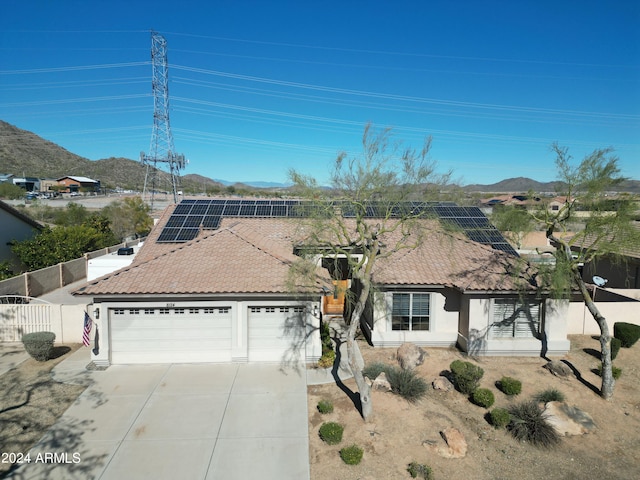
[369,291,459,348]
[567,298,640,335]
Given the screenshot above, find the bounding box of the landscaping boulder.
[397,343,427,370]
[441,427,467,458]
[372,372,392,392]
[543,360,573,377]
[543,401,597,436]
[432,376,455,391]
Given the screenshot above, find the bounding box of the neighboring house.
[73,199,570,367]
[0,200,43,272]
[56,176,100,193]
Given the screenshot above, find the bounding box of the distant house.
[39,178,60,194]
[73,199,570,367]
[0,200,43,272]
[0,173,15,184]
[56,176,100,193]
[11,177,40,192]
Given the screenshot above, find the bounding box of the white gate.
[0,304,53,342]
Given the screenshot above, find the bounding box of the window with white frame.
[491,298,542,338]
[392,293,430,331]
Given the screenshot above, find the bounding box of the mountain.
[1,121,638,194]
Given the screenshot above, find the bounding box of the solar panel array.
[156,198,518,256]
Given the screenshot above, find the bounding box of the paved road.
[7,350,310,480]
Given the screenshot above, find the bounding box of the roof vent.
[117,247,134,256]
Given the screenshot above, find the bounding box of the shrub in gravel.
[595,364,622,380]
[317,399,334,414]
[508,400,560,448]
[498,376,522,396]
[317,349,335,368]
[21,331,56,362]
[533,388,565,403]
[610,337,621,360]
[386,367,428,403]
[318,422,343,445]
[490,407,511,429]
[339,444,363,465]
[363,361,392,380]
[472,388,495,408]
[407,461,434,479]
[613,322,640,348]
[450,360,484,394]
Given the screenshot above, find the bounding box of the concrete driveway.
[8,351,310,479]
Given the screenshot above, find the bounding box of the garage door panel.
[110,308,232,364]
[248,307,305,362]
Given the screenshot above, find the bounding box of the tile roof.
[74,205,536,297]
[74,218,328,296]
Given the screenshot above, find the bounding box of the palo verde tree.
[532,144,639,399]
[289,125,450,420]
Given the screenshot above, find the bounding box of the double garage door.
[109,305,306,364]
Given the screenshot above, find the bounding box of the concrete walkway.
[7,349,311,480]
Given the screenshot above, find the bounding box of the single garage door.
[248,306,306,362]
[110,306,232,364]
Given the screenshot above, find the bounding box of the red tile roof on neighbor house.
[74,202,536,297]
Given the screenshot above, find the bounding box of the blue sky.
[1,0,638,186]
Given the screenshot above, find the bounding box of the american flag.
[82,312,93,347]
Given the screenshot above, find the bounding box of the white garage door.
[248,306,306,362]
[110,306,232,364]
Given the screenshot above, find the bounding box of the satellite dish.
[592,276,608,287]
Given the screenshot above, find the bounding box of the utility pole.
[140,31,186,209]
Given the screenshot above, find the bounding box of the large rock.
[544,401,597,436]
[543,360,573,377]
[372,372,392,392]
[442,427,467,458]
[432,376,455,391]
[397,343,427,370]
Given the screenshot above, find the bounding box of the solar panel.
[155,198,518,256]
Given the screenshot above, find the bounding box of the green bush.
[317,349,336,368]
[319,422,344,445]
[508,400,560,448]
[21,331,56,361]
[407,461,434,479]
[533,388,565,403]
[472,388,495,408]
[386,367,429,403]
[363,361,392,380]
[449,360,484,394]
[498,376,522,396]
[490,407,511,429]
[317,400,334,414]
[613,322,640,348]
[595,364,622,380]
[611,338,621,360]
[339,444,363,465]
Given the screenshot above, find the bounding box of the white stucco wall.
[369,291,459,347]
[461,297,570,356]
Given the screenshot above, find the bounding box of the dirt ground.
[0,345,85,477]
[308,335,640,480]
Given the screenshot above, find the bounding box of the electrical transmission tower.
[141,31,186,209]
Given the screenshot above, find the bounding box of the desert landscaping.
[308,335,640,480]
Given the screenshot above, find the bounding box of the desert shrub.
[386,367,429,403]
[449,360,484,394]
[339,444,363,465]
[317,400,334,414]
[407,461,434,479]
[21,331,56,361]
[490,407,511,429]
[613,322,640,348]
[317,349,336,368]
[498,376,522,396]
[508,400,560,448]
[319,422,343,445]
[363,361,392,380]
[472,388,495,408]
[610,338,621,360]
[533,388,565,403]
[595,364,622,380]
